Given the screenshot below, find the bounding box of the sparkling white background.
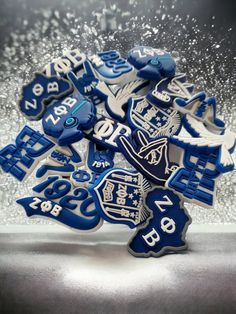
[0,0,235,224]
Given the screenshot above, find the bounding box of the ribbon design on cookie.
[17,175,103,232]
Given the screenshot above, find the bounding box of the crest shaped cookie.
[127,96,181,138]
[90,168,151,228]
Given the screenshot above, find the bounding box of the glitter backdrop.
[0,0,235,224]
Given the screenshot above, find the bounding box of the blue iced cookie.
[70,141,115,188]
[42,94,97,146]
[17,175,103,232]
[0,126,55,181]
[128,187,191,257]
[128,46,176,80]
[43,49,86,77]
[172,114,236,173]
[19,73,72,120]
[117,129,178,185]
[36,144,83,179]
[90,168,152,228]
[84,115,132,152]
[127,96,181,138]
[86,141,115,173]
[173,92,225,133]
[89,50,135,84]
[146,73,194,108]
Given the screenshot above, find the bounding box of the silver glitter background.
[0,0,235,225]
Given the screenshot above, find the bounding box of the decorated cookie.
[43,48,86,77]
[17,175,103,232]
[70,141,115,188]
[67,60,104,107]
[19,73,72,120]
[128,187,191,257]
[128,46,176,80]
[42,94,96,146]
[95,78,149,121]
[127,96,181,138]
[85,115,132,152]
[86,141,114,173]
[166,142,221,207]
[36,144,83,179]
[90,168,151,228]
[173,114,236,173]
[0,126,55,181]
[173,92,225,133]
[89,50,135,84]
[117,129,178,185]
[146,73,194,108]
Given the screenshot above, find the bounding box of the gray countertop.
[0,224,235,314]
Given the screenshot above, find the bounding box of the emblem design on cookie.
[90,168,151,228]
[128,187,191,257]
[0,126,55,181]
[128,46,176,80]
[146,73,194,107]
[42,94,97,146]
[19,73,72,120]
[127,96,181,138]
[117,130,178,185]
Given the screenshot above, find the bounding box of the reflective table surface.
[0,224,235,314]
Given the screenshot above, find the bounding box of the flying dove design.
[171,114,236,173]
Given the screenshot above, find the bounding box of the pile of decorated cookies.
[0,46,235,257]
